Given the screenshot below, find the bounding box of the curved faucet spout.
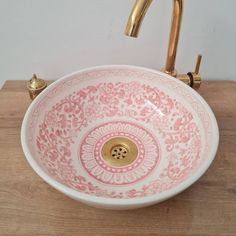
[125,0,153,38]
[125,0,183,77]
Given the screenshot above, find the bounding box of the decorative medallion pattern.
[79,121,159,185]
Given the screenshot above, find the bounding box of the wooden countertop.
[0,80,236,236]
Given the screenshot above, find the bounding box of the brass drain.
[101,137,138,167]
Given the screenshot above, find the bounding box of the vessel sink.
[21,65,219,210]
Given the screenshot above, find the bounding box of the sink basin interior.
[22,65,218,205]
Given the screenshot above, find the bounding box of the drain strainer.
[101,137,138,167]
[111,145,128,159]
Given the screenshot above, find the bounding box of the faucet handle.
[194,54,202,74]
[188,54,202,89]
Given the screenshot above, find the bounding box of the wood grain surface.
[0,80,236,236]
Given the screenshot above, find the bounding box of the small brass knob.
[27,74,47,100]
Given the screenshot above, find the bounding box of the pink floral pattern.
[79,121,159,185]
[27,67,213,199]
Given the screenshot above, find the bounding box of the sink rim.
[21,64,219,208]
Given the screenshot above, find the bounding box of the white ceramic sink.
[21,65,219,209]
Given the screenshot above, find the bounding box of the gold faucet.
[125,0,202,89]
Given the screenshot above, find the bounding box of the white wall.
[0,0,236,87]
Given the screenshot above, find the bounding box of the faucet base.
[161,68,177,78]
